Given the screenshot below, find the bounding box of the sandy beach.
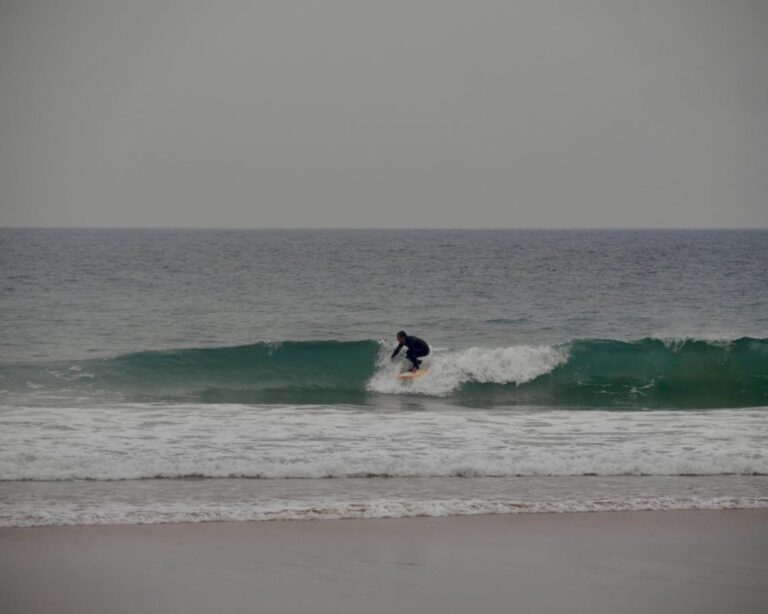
[2,509,766,614]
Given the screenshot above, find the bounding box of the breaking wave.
[1,337,766,408]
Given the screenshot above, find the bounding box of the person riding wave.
[391,331,430,372]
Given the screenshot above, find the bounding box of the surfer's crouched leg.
[406,349,428,371]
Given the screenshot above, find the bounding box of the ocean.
[1,228,767,526]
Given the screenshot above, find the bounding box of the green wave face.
[108,340,381,403]
[466,338,768,409]
[2,338,767,408]
[0,341,381,405]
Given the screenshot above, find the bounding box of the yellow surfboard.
[397,369,429,381]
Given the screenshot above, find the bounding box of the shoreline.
[4,474,767,528]
[2,509,766,614]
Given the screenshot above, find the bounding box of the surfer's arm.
[391,343,404,359]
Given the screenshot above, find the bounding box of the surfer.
[391,331,430,372]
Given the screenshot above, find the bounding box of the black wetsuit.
[391,335,430,369]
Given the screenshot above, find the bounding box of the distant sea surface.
[1,228,767,526]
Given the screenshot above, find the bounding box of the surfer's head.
[396,331,406,343]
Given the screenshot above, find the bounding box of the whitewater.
[3,404,767,482]
[2,402,767,527]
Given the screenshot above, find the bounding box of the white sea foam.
[1,404,766,481]
[367,344,567,396]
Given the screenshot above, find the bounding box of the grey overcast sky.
[1,1,766,228]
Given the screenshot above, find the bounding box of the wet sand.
[1,510,766,614]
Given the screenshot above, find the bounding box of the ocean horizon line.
[2,225,767,232]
